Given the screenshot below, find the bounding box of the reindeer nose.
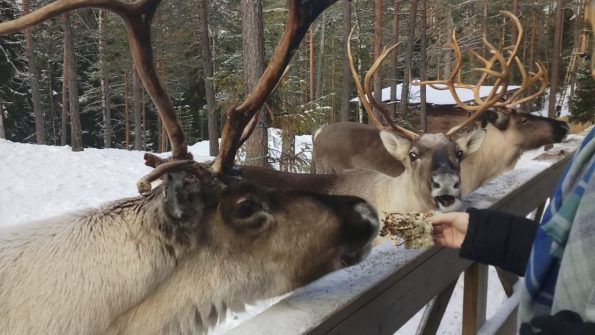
[318,195,379,250]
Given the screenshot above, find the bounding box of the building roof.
[350,82,521,106]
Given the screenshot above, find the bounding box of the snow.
[0,130,585,335]
[350,82,521,106]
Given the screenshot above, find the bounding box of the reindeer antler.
[417,11,524,136]
[1,0,337,191]
[347,26,419,141]
[211,0,338,174]
[0,0,189,160]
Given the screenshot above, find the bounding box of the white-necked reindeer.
[0,1,379,334]
[313,12,569,198]
[305,25,511,216]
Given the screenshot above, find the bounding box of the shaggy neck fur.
[461,124,522,196]
[0,189,196,335]
[105,237,296,335]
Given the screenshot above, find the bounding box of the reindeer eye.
[233,200,262,219]
[456,150,464,160]
[408,152,418,161]
[521,118,528,124]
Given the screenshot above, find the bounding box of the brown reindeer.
[307,25,497,215]
[0,1,379,334]
[313,12,569,198]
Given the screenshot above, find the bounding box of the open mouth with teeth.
[435,195,456,208]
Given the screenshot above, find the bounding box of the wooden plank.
[416,280,457,335]
[462,263,488,335]
[494,306,518,335]
[314,248,471,335]
[227,135,584,335]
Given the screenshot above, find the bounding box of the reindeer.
[306,25,500,216]
[313,12,569,198]
[0,1,380,334]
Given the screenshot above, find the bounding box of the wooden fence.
[226,132,587,335]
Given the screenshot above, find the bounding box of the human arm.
[430,208,539,276]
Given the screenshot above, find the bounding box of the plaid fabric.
[519,127,595,324]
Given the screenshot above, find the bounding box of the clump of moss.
[379,212,434,248]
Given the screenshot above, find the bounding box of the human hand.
[429,212,470,249]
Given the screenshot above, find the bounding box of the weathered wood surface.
[225,133,585,335]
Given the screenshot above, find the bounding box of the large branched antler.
[1,0,337,192]
[211,0,338,174]
[0,0,189,160]
[347,26,419,141]
[417,11,524,136]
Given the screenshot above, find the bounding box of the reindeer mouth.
[340,243,372,267]
[435,195,456,208]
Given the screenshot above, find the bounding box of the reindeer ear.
[379,130,411,161]
[163,172,203,220]
[487,109,509,130]
[457,129,486,155]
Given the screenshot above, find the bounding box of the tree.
[23,0,46,144]
[340,0,352,122]
[547,0,566,119]
[0,97,4,139]
[372,0,383,124]
[568,59,595,124]
[133,68,142,150]
[62,12,83,151]
[241,0,267,167]
[399,0,418,116]
[99,10,111,148]
[390,0,400,118]
[197,0,219,156]
[0,0,30,141]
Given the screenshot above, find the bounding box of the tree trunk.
[197,0,219,156]
[61,47,69,147]
[23,0,46,144]
[390,0,400,119]
[48,68,57,144]
[99,10,111,148]
[548,0,565,119]
[241,0,267,167]
[340,0,352,122]
[133,68,142,150]
[511,0,520,44]
[0,98,5,139]
[280,128,294,172]
[62,13,83,151]
[443,6,453,80]
[309,29,314,101]
[373,0,383,125]
[419,0,427,132]
[481,0,488,59]
[124,71,129,149]
[315,12,326,100]
[400,0,418,115]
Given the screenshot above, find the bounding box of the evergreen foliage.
[0,0,590,148]
[569,58,595,124]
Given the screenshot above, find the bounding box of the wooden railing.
[225,131,588,335]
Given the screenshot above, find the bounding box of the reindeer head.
[482,108,569,149]
[153,167,378,295]
[0,1,380,325]
[347,26,490,212]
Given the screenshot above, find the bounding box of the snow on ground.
[0,130,582,334]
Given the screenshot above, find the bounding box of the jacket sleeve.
[459,208,539,276]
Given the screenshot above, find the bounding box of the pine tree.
[568,59,595,124]
[0,0,32,141]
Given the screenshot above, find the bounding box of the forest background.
[0,0,593,169]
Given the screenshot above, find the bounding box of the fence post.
[463,263,488,335]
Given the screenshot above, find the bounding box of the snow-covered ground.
[0,130,584,334]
